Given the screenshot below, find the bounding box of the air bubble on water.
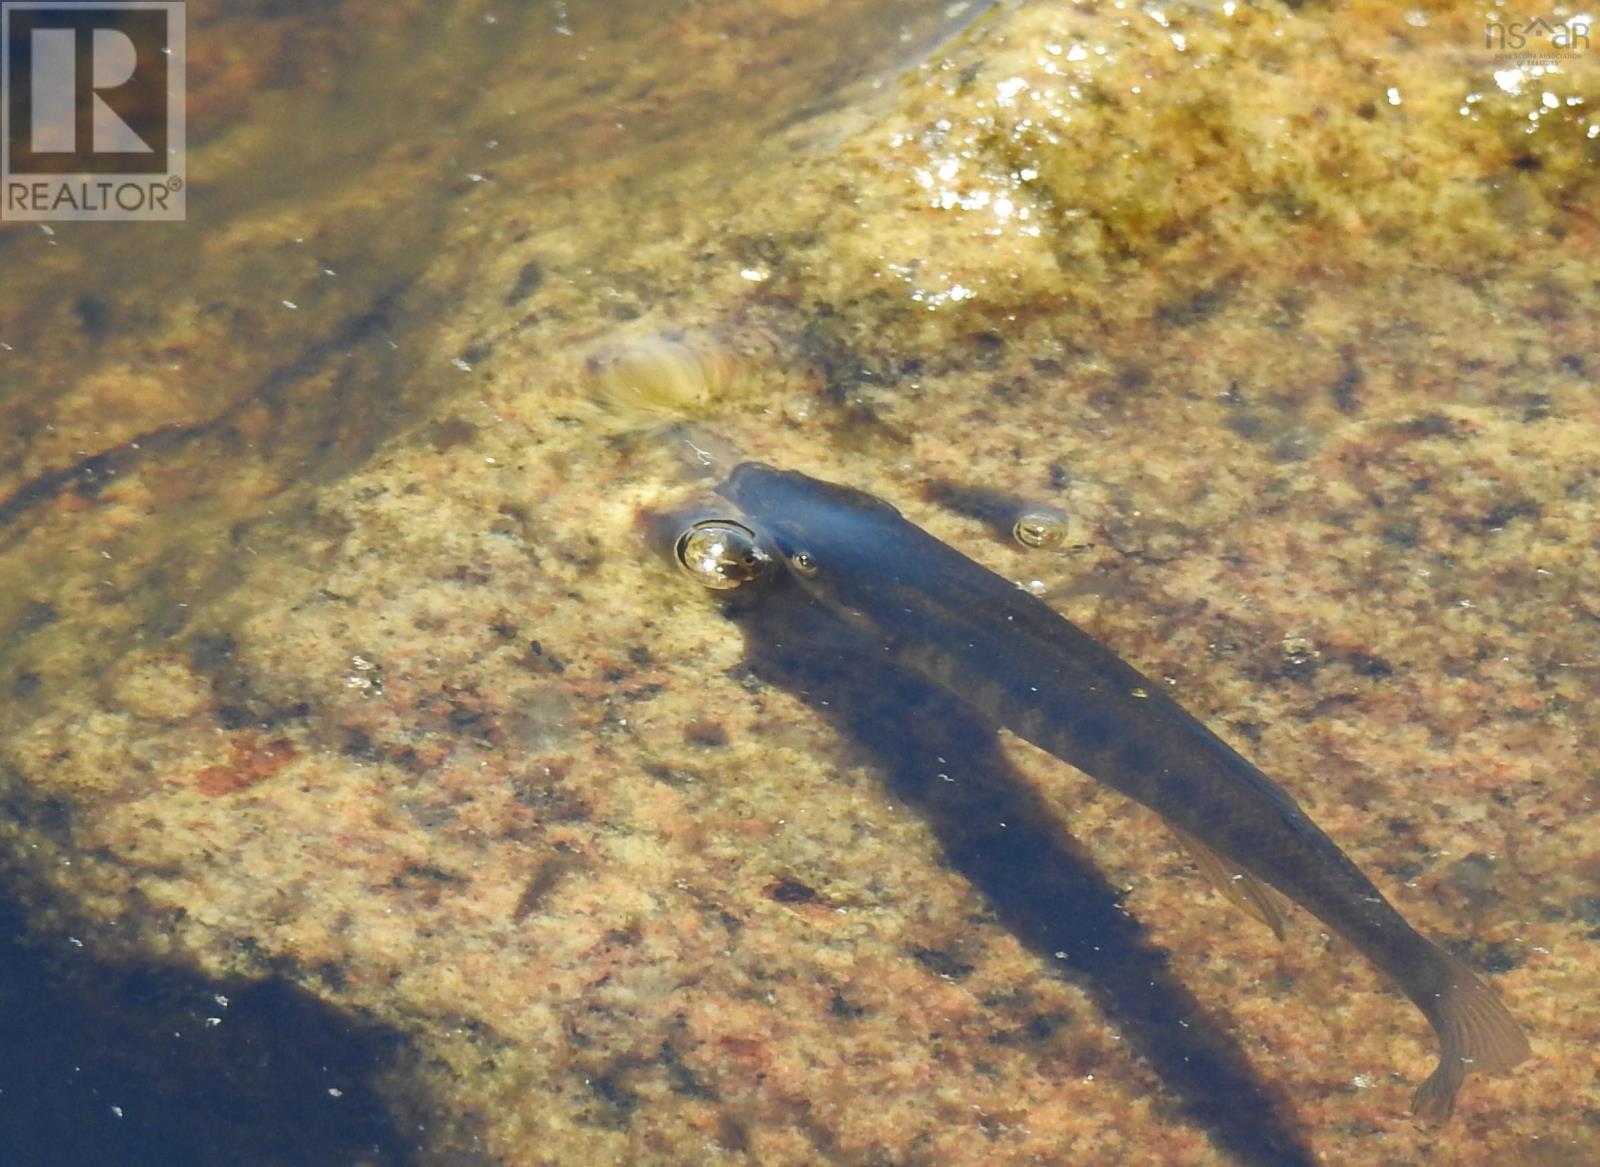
[1013,509,1068,549]
[674,520,774,591]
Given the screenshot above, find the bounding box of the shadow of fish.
[730,581,1317,1165]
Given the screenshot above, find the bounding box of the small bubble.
[675,520,773,591]
[1013,509,1067,550]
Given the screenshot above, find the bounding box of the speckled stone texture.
[2,1,1597,1164]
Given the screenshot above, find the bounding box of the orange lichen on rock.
[192,735,299,797]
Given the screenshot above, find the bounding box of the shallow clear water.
[2,1,1596,1164]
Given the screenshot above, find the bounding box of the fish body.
[715,461,1528,1117]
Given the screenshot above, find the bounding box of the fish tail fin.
[1410,957,1530,1120]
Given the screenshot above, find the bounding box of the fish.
[712,460,1529,1118]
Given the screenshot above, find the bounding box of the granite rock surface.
[2,1,1596,1164]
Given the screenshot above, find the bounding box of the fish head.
[713,462,910,623]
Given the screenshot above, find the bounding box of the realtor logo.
[2,2,185,221]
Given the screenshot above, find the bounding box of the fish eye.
[788,550,820,577]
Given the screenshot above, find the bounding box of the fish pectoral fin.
[1167,823,1289,940]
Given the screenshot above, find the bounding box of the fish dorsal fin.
[1167,823,1289,940]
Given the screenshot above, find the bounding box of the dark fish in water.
[713,461,1529,1118]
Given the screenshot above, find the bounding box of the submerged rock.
[1,1,1594,1163]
